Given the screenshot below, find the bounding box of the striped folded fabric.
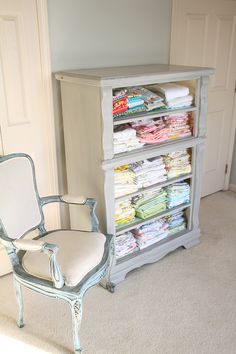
[115,199,135,225]
[131,217,169,249]
[132,188,167,219]
[114,165,138,198]
[166,211,187,235]
[115,232,139,258]
[164,150,191,179]
[166,182,190,209]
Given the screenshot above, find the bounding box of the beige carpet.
[0,191,236,354]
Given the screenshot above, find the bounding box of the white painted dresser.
[56,64,214,284]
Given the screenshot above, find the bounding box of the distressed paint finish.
[0,153,114,354]
[56,64,213,285]
[14,278,24,328]
[101,86,114,160]
[198,76,209,138]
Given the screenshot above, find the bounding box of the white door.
[0,0,59,274]
[170,0,236,196]
[0,133,11,276]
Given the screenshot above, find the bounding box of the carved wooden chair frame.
[0,153,114,353]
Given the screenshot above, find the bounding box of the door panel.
[0,0,57,208]
[171,0,236,196]
[0,0,58,275]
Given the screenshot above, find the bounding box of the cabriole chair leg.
[100,239,116,293]
[14,278,24,328]
[70,298,83,353]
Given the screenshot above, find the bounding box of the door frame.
[170,0,236,192]
[225,93,236,190]
[36,0,60,227]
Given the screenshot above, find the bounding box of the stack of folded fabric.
[148,83,193,109]
[113,125,144,154]
[131,118,168,144]
[164,150,191,179]
[164,112,192,140]
[166,182,190,209]
[115,232,139,258]
[113,88,128,117]
[131,156,167,188]
[131,218,169,249]
[114,165,138,198]
[115,199,135,226]
[129,87,165,111]
[132,188,167,219]
[126,87,145,115]
[167,211,186,235]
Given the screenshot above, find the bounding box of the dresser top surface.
[56,64,214,86]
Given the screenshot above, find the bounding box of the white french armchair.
[0,153,114,353]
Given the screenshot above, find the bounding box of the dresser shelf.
[113,105,197,126]
[116,202,191,235]
[116,228,190,265]
[115,173,192,202]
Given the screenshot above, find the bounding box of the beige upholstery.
[13,239,44,251]
[61,194,86,204]
[0,157,41,239]
[22,230,106,287]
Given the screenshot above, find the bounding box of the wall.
[47,0,171,203]
[47,0,236,197]
[47,0,171,71]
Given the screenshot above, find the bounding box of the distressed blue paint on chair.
[0,153,114,353]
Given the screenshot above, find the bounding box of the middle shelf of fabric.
[114,148,192,200]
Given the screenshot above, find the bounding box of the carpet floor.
[0,191,236,354]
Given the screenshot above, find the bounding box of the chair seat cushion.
[22,230,106,287]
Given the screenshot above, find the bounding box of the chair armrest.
[13,239,64,289]
[40,194,99,232]
[40,194,86,206]
[60,194,86,205]
[13,239,45,251]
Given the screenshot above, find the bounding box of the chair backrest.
[0,154,42,240]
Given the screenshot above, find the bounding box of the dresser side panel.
[60,81,106,232]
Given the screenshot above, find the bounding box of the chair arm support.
[42,243,64,289]
[13,239,64,289]
[60,196,99,231]
[40,194,99,232]
[84,198,99,232]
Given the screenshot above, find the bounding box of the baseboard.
[229,184,236,192]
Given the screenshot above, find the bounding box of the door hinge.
[225,164,228,174]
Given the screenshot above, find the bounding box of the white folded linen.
[166,95,193,108]
[149,83,190,101]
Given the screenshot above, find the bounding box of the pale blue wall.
[47,0,236,188]
[47,0,171,71]
[47,0,172,221]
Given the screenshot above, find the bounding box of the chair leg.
[70,299,83,353]
[100,240,116,293]
[14,278,24,328]
[100,278,116,293]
